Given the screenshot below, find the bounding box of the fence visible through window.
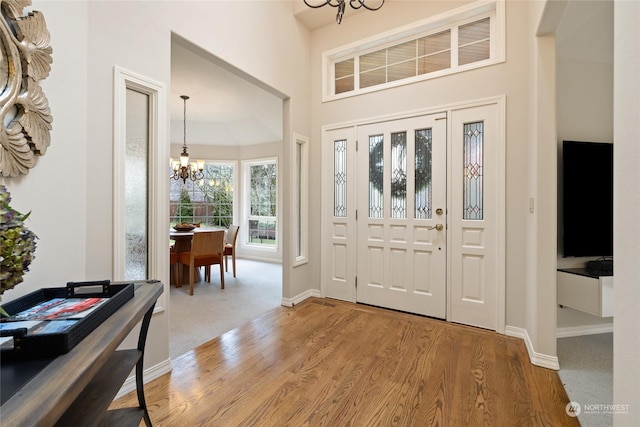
[169,163,234,228]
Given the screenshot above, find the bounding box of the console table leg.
[136,302,156,426]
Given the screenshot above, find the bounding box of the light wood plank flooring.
[112,298,579,426]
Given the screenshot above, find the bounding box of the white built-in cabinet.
[557,268,613,317]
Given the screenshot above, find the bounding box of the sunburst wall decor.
[0,0,53,178]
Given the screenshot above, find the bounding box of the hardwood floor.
[112,298,579,426]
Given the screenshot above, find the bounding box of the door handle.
[426,224,444,231]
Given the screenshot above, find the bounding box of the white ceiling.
[170,39,284,147]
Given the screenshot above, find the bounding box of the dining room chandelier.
[303,0,384,24]
[171,95,204,184]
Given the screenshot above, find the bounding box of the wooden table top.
[0,281,163,427]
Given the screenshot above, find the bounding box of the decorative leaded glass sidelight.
[369,134,384,218]
[390,132,407,218]
[463,121,484,220]
[415,128,433,219]
[334,139,347,217]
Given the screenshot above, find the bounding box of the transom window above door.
[322,0,504,102]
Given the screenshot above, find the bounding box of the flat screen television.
[562,140,613,257]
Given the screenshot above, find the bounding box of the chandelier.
[171,95,204,184]
[303,0,384,24]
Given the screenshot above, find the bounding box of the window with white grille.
[324,1,504,101]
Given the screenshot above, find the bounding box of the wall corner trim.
[505,325,560,370]
[282,289,322,307]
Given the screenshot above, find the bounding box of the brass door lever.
[426,224,444,231]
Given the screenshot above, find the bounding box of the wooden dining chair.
[178,230,225,295]
[223,224,240,278]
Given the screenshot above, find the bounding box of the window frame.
[321,0,505,102]
[169,160,237,229]
[113,66,167,313]
[243,157,279,251]
[293,134,309,266]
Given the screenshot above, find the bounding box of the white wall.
[526,0,559,362]
[556,58,613,151]
[556,0,614,275]
[613,0,640,423]
[1,2,89,295]
[3,0,312,385]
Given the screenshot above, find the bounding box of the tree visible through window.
[170,163,234,228]
[248,161,277,246]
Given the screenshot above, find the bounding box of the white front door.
[322,100,504,331]
[356,114,447,318]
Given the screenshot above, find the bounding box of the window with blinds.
[325,1,503,101]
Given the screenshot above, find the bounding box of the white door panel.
[356,114,447,318]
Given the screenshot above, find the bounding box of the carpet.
[557,333,613,427]
[168,258,282,359]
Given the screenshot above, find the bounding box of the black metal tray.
[0,280,134,358]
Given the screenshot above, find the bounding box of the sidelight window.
[334,139,348,217]
[463,121,484,220]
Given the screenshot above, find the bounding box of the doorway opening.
[169,35,286,357]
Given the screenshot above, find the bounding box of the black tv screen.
[562,140,613,257]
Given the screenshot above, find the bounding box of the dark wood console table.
[0,281,164,427]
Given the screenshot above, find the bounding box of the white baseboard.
[505,325,560,370]
[556,323,614,338]
[504,325,526,340]
[281,289,321,307]
[115,357,172,400]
